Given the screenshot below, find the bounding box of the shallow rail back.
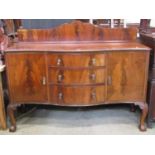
[17,21,138,42]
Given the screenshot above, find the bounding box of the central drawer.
[49,85,106,106]
[47,53,106,106]
[48,67,105,84]
[47,53,106,67]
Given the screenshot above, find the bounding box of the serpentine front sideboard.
[5,21,150,132]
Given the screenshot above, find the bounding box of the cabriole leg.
[7,105,17,132]
[138,103,148,131]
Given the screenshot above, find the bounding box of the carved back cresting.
[18,20,138,42]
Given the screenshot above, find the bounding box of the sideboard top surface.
[5,41,150,52]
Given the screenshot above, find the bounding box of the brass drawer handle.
[107,76,112,85]
[57,58,63,66]
[42,76,46,85]
[91,92,96,100]
[89,58,96,66]
[58,92,63,100]
[89,73,96,81]
[92,58,96,66]
[57,74,64,82]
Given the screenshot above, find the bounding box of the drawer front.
[47,53,106,67]
[48,68,105,84]
[49,85,105,105]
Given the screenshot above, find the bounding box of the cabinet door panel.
[107,51,149,102]
[6,53,47,103]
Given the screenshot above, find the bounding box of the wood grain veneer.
[5,20,150,132]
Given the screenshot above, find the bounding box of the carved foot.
[139,124,147,131]
[7,104,17,132]
[9,125,16,132]
[138,103,148,132]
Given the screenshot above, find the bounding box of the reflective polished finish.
[5,21,150,132]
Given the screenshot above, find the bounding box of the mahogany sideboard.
[5,21,150,132]
[140,31,155,127]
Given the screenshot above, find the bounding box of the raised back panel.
[18,20,138,42]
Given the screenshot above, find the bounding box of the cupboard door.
[6,53,47,103]
[107,51,149,102]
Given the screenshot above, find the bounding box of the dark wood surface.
[107,51,149,102]
[49,85,106,106]
[140,32,155,127]
[5,53,47,103]
[5,51,149,105]
[0,30,7,130]
[6,41,149,52]
[17,20,137,42]
[4,21,150,132]
[0,69,7,130]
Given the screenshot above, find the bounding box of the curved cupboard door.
[5,53,47,103]
[107,51,149,102]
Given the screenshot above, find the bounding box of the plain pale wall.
[21,19,73,29]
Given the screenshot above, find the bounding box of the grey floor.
[0,105,155,135]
